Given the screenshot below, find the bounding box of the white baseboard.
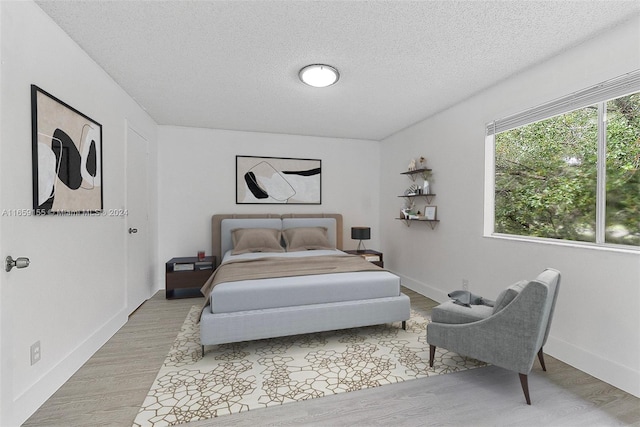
[10,308,128,426]
[395,271,449,303]
[545,335,640,398]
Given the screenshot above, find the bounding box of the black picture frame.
[31,85,103,215]
[236,155,321,204]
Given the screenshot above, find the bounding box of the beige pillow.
[283,227,333,251]
[231,228,284,255]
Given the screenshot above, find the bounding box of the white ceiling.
[35,1,640,141]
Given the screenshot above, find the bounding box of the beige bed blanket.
[199,254,384,318]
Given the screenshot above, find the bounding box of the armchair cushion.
[432,279,529,325]
[431,301,493,324]
[493,280,529,314]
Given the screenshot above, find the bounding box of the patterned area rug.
[133,306,485,426]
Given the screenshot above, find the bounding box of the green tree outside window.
[495,92,639,246]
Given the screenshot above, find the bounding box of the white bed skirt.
[200,294,411,346]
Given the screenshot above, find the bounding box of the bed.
[199,213,411,349]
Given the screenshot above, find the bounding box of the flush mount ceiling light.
[299,64,340,87]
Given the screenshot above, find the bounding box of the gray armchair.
[427,268,561,404]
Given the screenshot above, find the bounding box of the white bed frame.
[200,213,411,348]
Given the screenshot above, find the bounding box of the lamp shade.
[351,227,371,240]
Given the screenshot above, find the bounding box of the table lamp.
[351,226,371,252]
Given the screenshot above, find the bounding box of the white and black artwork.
[31,85,103,214]
[236,156,321,204]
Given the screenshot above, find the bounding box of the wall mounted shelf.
[399,164,438,228]
[400,168,432,181]
[398,194,436,205]
[395,218,440,229]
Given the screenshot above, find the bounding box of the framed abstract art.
[236,155,321,204]
[31,85,103,214]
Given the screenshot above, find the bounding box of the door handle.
[6,256,30,272]
[128,228,138,234]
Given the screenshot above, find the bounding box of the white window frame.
[484,70,640,252]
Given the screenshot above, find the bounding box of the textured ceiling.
[35,1,640,141]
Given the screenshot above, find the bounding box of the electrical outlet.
[462,279,469,291]
[30,341,41,365]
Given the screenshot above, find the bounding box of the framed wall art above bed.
[236,155,321,204]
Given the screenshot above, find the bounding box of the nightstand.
[165,256,216,299]
[344,249,384,268]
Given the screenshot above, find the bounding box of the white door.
[126,124,151,314]
[0,167,4,424]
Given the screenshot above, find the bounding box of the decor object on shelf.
[31,85,103,214]
[299,64,340,87]
[424,206,437,220]
[418,156,427,169]
[404,184,420,195]
[351,226,371,252]
[236,155,321,204]
[408,158,416,171]
[427,268,561,405]
[402,208,420,220]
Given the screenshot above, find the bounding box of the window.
[605,93,640,245]
[486,71,640,248]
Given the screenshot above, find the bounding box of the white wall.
[380,16,640,397]
[1,4,636,425]
[0,2,158,425]
[157,126,380,278]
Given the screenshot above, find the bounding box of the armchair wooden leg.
[519,373,531,405]
[537,348,547,371]
[429,345,436,367]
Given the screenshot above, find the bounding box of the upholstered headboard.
[211,213,343,262]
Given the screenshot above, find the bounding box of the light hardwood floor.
[24,288,639,426]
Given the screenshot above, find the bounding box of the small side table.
[344,249,384,268]
[165,256,216,299]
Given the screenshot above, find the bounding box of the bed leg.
[201,345,205,357]
[402,320,406,330]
